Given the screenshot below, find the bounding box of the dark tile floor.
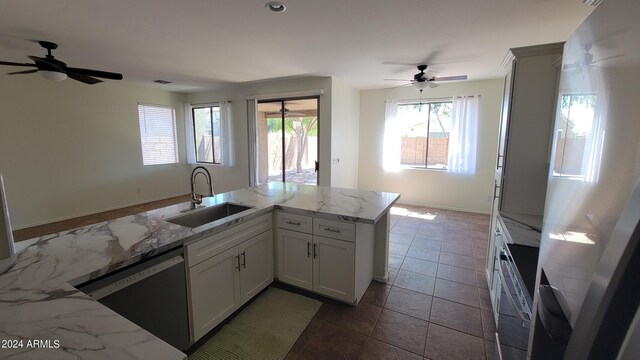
[286,205,496,360]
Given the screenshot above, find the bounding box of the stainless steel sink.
[167,203,253,228]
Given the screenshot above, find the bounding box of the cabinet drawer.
[186,213,272,267]
[275,212,313,233]
[313,218,355,242]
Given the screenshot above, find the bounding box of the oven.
[492,220,539,360]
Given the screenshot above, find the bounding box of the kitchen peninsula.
[0,182,399,359]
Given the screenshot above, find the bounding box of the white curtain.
[247,99,258,187]
[580,96,605,184]
[448,96,479,174]
[219,101,235,167]
[383,100,401,172]
[184,103,197,164]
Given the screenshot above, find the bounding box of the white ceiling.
[0,0,593,92]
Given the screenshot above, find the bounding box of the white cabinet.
[275,212,367,304]
[277,229,313,290]
[186,213,273,342]
[238,230,274,303]
[312,235,355,301]
[189,246,241,341]
[496,43,563,217]
[487,43,561,293]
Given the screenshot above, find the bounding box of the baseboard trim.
[394,200,491,215]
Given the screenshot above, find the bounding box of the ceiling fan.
[385,64,467,92]
[0,41,123,84]
[266,107,306,117]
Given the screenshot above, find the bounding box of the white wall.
[330,78,360,188]
[358,79,503,213]
[186,76,333,189]
[0,74,189,229]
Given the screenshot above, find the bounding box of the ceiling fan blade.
[0,60,36,67]
[7,69,38,75]
[389,83,412,89]
[592,54,624,63]
[67,72,103,85]
[384,78,412,81]
[66,67,122,80]
[432,75,467,81]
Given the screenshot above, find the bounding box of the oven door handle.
[497,256,531,326]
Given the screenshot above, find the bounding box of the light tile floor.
[286,205,496,360]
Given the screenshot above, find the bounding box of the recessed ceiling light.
[265,2,286,13]
[153,79,172,84]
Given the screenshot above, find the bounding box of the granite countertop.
[0,182,399,359]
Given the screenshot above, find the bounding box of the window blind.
[137,104,178,166]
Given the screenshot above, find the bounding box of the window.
[397,102,453,169]
[553,94,598,177]
[192,105,221,164]
[137,104,178,166]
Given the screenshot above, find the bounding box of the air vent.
[153,79,172,84]
[582,0,602,6]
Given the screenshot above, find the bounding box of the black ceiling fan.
[0,41,123,84]
[385,64,467,91]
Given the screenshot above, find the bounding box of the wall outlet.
[136,187,142,194]
[486,195,492,202]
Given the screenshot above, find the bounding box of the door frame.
[256,96,320,185]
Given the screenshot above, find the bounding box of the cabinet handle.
[323,227,341,233]
[235,255,240,271]
[307,242,311,258]
[286,220,301,226]
[313,243,318,259]
[241,251,246,269]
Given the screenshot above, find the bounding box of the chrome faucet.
[189,166,213,210]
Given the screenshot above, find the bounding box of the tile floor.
[286,205,497,360]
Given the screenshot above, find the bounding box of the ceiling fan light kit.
[412,81,429,91]
[39,70,67,81]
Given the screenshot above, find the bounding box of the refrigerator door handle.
[498,258,531,326]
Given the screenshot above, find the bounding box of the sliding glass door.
[256,97,318,185]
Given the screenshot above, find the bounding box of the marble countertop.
[0,182,399,359]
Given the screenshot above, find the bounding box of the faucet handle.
[192,194,203,205]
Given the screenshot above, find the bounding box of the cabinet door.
[188,246,241,342]
[277,229,313,291]
[312,235,355,302]
[239,230,274,303]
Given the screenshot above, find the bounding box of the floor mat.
[189,287,322,360]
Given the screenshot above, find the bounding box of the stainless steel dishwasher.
[78,247,190,350]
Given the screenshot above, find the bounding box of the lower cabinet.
[277,229,355,302]
[189,246,241,342]
[239,231,274,303]
[277,229,313,290]
[186,214,273,343]
[312,235,355,301]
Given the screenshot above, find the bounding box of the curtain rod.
[189,100,232,106]
[393,95,481,103]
